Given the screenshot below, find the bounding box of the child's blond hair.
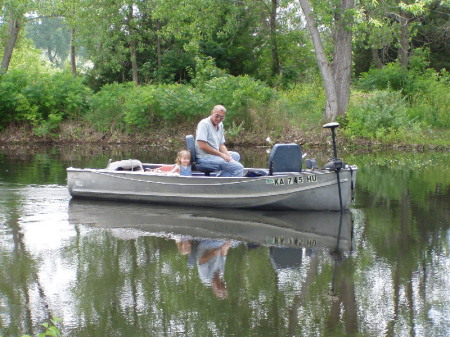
[176,150,191,165]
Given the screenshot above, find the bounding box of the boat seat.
[186,135,215,176]
[268,143,302,175]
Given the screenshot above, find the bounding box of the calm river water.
[0,144,448,337]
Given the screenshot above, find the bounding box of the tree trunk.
[130,39,139,85]
[298,0,338,121]
[299,0,354,121]
[332,0,354,118]
[270,0,281,76]
[1,16,21,73]
[156,21,162,68]
[126,4,139,85]
[156,20,162,82]
[70,28,77,76]
[398,13,409,68]
[47,46,55,63]
[371,48,383,68]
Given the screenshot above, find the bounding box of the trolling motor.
[323,122,343,171]
[323,122,346,259]
[323,122,344,213]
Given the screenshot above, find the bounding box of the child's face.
[180,155,190,166]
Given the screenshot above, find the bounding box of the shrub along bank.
[0,62,448,149]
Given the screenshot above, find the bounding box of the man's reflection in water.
[176,238,233,299]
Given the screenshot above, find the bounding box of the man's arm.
[197,141,233,162]
[198,241,231,264]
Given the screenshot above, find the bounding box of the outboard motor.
[305,158,318,170]
[323,159,343,171]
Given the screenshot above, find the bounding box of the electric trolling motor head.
[323,122,340,130]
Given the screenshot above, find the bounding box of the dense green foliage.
[0,60,449,146]
[3,0,447,85]
[87,73,277,133]
[343,90,413,139]
[0,70,90,134]
[0,0,449,145]
[342,58,449,140]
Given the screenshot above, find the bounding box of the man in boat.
[195,105,244,177]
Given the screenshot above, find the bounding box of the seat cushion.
[268,144,302,173]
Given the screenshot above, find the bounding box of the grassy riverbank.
[1,120,448,151]
[1,65,448,152]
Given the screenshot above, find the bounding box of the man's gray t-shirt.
[195,117,226,158]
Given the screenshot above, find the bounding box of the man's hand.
[198,141,233,161]
[220,153,233,162]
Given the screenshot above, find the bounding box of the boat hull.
[67,166,357,211]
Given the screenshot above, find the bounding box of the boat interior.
[106,135,311,177]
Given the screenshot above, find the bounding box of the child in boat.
[168,149,192,176]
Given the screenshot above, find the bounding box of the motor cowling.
[323,160,343,171]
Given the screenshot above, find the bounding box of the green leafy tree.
[1,0,31,73]
[0,0,62,73]
[414,0,449,71]
[354,0,445,70]
[70,0,162,86]
[25,17,70,68]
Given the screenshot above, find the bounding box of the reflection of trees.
[349,152,449,335]
[0,151,68,185]
[1,208,359,337]
[328,254,358,335]
[287,253,319,336]
[62,231,364,336]
[348,151,449,211]
[0,193,52,336]
[0,145,175,181]
[280,249,359,337]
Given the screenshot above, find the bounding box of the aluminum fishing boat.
[67,123,357,211]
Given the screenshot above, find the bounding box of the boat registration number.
[267,236,317,247]
[266,175,317,186]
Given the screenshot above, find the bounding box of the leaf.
[48,326,61,336]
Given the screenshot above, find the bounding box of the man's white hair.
[212,105,226,113]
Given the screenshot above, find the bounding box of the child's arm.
[168,164,180,174]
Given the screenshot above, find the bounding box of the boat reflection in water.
[68,199,353,250]
[68,199,353,298]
